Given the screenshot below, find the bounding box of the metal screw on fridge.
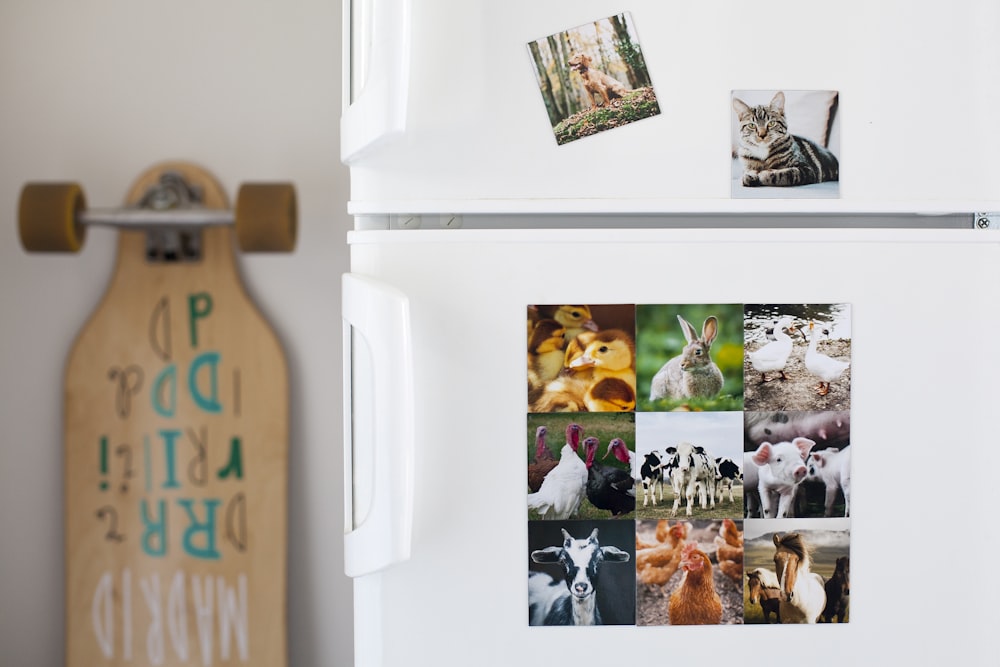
[974,213,998,230]
[392,215,421,229]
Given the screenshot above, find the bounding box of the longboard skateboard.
[19,162,295,666]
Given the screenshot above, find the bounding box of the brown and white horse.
[746,567,782,623]
[772,533,826,623]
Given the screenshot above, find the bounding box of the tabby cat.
[733,91,839,187]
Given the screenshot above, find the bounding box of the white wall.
[0,1,352,665]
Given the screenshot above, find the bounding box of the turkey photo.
[743,303,851,412]
[527,412,635,521]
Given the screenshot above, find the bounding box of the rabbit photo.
[649,315,724,401]
[636,304,744,412]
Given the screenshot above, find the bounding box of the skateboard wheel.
[18,183,87,252]
[234,183,297,252]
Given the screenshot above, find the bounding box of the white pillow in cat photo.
[731,89,840,199]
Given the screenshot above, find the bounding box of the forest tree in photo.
[527,13,660,144]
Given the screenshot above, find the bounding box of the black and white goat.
[528,528,630,625]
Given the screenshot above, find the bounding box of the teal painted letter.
[178,498,222,560]
[188,352,222,414]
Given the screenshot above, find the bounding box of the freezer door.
[342,0,1000,213]
[344,228,1000,666]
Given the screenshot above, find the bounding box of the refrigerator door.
[345,227,999,666]
[342,0,1000,214]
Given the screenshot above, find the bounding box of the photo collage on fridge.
[527,305,851,626]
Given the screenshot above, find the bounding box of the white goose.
[748,316,796,383]
[805,321,850,396]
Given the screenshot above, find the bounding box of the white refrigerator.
[339,1,1000,665]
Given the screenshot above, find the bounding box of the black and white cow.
[640,451,664,507]
[528,528,630,626]
[714,456,742,504]
[665,442,716,516]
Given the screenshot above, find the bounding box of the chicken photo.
[668,542,723,625]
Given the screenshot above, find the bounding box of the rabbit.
[649,315,724,400]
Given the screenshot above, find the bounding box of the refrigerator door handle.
[342,273,414,577]
[341,0,411,164]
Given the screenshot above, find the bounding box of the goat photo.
[528,520,635,625]
[527,12,660,145]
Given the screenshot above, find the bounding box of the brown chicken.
[657,520,689,548]
[718,517,743,547]
[714,518,744,581]
[636,534,658,551]
[636,521,690,586]
[668,543,723,625]
[637,545,682,586]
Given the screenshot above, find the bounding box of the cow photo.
[635,412,743,520]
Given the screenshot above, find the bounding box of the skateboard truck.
[139,170,208,262]
[18,165,297,255]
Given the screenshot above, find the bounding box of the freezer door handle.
[341,0,411,163]
[342,273,414,577]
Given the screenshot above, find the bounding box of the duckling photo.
[528,304,637,414]
[743,304,851,412]
[636,304,745,412]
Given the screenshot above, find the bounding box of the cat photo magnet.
[731,90,840,199]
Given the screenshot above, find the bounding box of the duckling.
[566,329,636,385]
[531,330,636,413]
[562,330,599,378]
[530,374,589,413]
[805,321,850,396]
[527,319,567,395]
[585,377,636,412]
[550,305,599,341]
[748,316,796,384]
[568,329,637,412]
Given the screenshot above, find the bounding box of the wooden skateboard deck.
[62,163,288,666]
